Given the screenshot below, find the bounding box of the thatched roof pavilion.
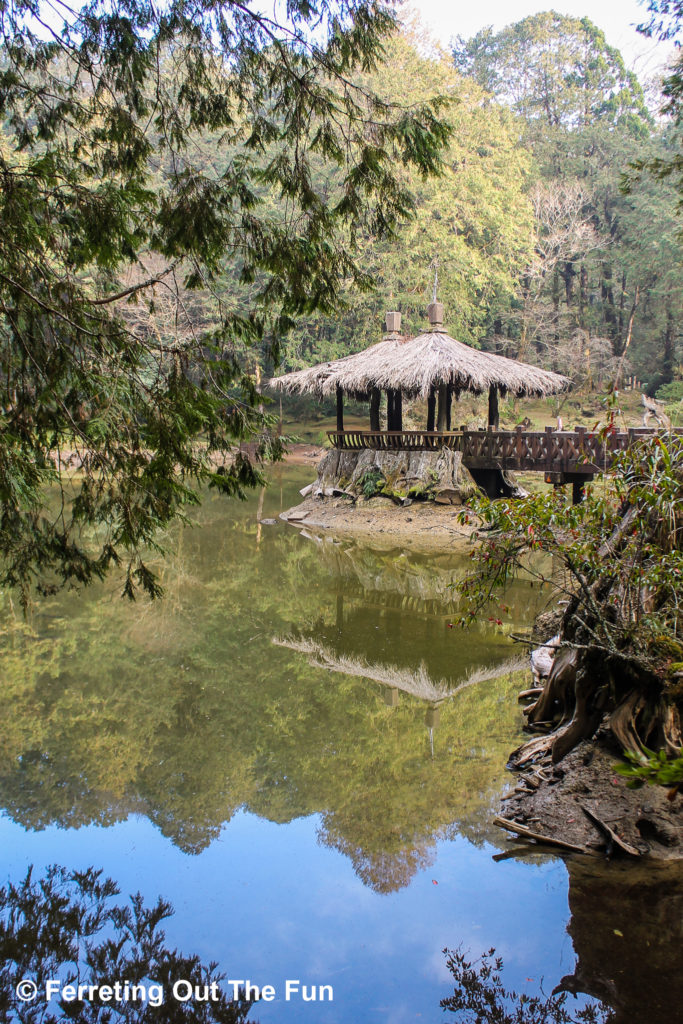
[269,304,571,434]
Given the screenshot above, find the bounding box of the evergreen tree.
[0,0,450,602]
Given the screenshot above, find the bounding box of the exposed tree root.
[608,690,648,760]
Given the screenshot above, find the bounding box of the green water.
[0,464,680,1023]
[0,465,535,860]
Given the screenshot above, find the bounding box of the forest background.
[273,8,683,416]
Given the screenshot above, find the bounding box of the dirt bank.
[280,494,476,551]
[281,444,326,466]
[498,734,683,860]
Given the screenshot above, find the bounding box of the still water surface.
[0,465,680,1022]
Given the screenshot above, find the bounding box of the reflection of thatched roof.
[273,635,527,701]
[269,328,570,399]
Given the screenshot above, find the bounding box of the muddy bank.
[281,444,326,466]
[498,735,683,860]
[280,494,475,551]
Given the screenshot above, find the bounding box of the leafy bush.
[615,747,683,792]
[359,468,385,498]
[655,381,683,404]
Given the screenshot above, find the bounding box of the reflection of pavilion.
[275,529,535,757]
[274,635,525,703]
[273,634,526,754]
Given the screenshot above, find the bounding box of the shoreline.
[280,494,476,551]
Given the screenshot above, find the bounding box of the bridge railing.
[327,427,683,474]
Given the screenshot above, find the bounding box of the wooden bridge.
[327,426,680,499]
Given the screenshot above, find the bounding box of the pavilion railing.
[327,427,683,474]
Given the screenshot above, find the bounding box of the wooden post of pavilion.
[427,386,436,432]
[436,383,448,432]
[488,385,499,429]
[386,389,403,432]
[370,387,381,431]
[336,384,344,432]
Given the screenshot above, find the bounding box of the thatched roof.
[268,321,571,399]
[268,334,400,400]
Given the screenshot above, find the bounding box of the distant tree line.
[277,11,683,404]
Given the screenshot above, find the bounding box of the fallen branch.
[493,816,588,854]
[579,803,641,857]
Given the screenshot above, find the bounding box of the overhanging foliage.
[0,0,450,602]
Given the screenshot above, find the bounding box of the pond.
[0,463,681,1023]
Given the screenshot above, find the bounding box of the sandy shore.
[280,493,476,551]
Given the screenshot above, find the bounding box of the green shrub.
[358,468,384,498]
[656,381,683,404]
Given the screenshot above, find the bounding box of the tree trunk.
[662,308,675,386]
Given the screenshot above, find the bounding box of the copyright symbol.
[16,979,38,1002]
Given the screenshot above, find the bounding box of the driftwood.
[524,646,579,726]
[508,733,554,769]
[608,690,648,760]
[641,393,671,429]
[597,505,638,561]
[493,816,588,854]
[579,803,641,857]
[550,667,604,763]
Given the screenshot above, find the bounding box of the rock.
[259,518,277,526]
[530,634,560,683]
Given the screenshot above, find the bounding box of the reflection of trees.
[442,857,683,1023]
[322,828,436,894]
[0,866,255,1024]
[557,859,683,1024]
[0,474,530,890]
[442,946,609,1023]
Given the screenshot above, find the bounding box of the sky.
[410,0,674,78]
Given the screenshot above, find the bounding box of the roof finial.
[384,310,401,335]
